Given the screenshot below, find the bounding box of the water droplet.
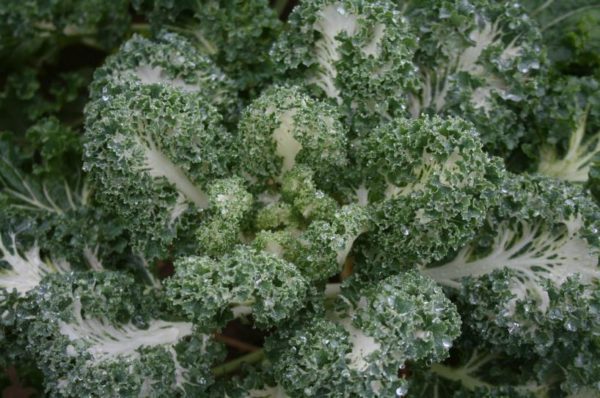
[564,320,577,332]
[468,294,479,305]
[101,86,110,102]
[441,338,453,349]
[501,92,522,102]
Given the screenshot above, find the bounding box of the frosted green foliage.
[131,0,281,93]
[84,83,233,259]
[521,0,600,74]
[196,177,253,257]
[254,199,296,231]
[538,106,600,182]
[206,369,286,398]
[404,0,546,156]
[237,85,348,188]
[23,117,82,178]
[292,204,371,281]
[253,167,340,233]
[422,175,599,313]
[0,69,47,134]
[457,273,600,396]
[0,121,126,274]
[281,166,339,222]
[0,228,73,366]
[0,154,126,269]
[531,76,600,181]
[0,68,92,136]
[165,247,309,331]
[0,291,30,368]
[256,203,369,281]
[25,272,225,397]
[6,0,600,393]
[423,213,599,310]
[252,229,299,259]
[0,0,131,63]
[266,316,362,397]
[0,150,88,219]
[265,271,460,397]
[0,233,72,299]
[90,32,238,122]
[407,336,543,398]
[523,77,599,164]
[272,0,419,131]
[338,271,462,367]
[358,115,503,267]
[450,389,537,398]
[421,175,600,395]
